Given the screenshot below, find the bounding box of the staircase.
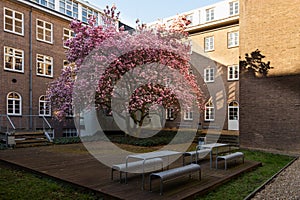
[14,131,51,148]
[0,115,54,148]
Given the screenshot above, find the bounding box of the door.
[228,101,239,130]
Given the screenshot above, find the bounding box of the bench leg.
[120,171,123,183]
[225,160,227,170]
[216,158,218,169]
[111,169,114,180]
[149,175,152,192]
[160,178,163,195]
[199,168,201,181]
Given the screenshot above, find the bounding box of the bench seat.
[183,148,211,165]
[149,164,201,195]
[216,152,244,170]
[111,158,163,182]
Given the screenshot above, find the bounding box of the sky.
[88,0,223,27]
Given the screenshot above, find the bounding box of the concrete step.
[14,131,44,136]
[13,131,51,148]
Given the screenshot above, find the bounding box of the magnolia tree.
[47,6,205,136]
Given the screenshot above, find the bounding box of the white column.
[54,0,60,12]
[77,3,83,21]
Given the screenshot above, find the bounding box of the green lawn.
[197,149,294,200]
[0,163,102,200]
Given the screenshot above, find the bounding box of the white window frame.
[4,46,24,73]
[204,68,215,83]
[39,95,51,117]
[4,7,24,36]
[229,1,239,16]
[32,0,55,9]
[166,108,174,121]
[82,6,99,25]
[186,13,193,26]
[63,28,74,48]
[59,0,78,18]
[36,54,53,77]
[204,36,214,52]
[228,65,239,81]
[205,100,214,121]
[228,31,239,48]
[63,128,78,137]
[184,107,193,121]
[206,8,214,22]
[228,101,239,120]
[7,92,22,116]
[36,19,53,44]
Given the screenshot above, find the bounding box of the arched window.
[7,92,22,115]
[39,95,51,116]
[228,101,239,120]
[205,100,214,121]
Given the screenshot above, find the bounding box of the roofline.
[187,16,239,34]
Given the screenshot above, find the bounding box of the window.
[206,8,214,22]
[37,54,53,77]
[39,95,51,116]
[63,128,78,137]
[4,8,24,35]
[37,19,53,43]
[228,31,239,48]
[229,1,239,15]
[204,36,214,52]
[66,105,74,117]
[205,100,214,121]
[82,7,99,25]
[4,46,24,73]
[228,65,239,80]
[184,107,193,120]
[59,0,78,18]
[186,14,193,26]
[7,92,22,116]
[31,0,55,9]
[166,108,174,120]
[63,28,74,48]
[204,68,214,83]
[228,101,239,120]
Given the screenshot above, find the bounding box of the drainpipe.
[29,8,33,130]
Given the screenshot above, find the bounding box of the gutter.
[29,8,33,129]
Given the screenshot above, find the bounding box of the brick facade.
[239,0,300,153]
[0,0,75,137]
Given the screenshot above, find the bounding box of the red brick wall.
[239,0,300,153]
[0,0,75,136]
[239,71,300,153]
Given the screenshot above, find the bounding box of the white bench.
[111,158,163,183]
[216,152,244,170]
[183,148,211,165]
[149,164,201,195]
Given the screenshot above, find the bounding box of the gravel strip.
[252,158,300,200]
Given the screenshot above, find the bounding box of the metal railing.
[0,115,16,134]
[0,115,55,141]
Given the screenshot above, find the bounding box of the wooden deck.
[0,143,261,200]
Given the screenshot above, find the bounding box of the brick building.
[149,0,240,133]
[0,0,128,141]
[239,0,300,153]
[151,0,299,153]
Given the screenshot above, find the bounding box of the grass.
[0,163,102,200]
[197,149,294,200]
